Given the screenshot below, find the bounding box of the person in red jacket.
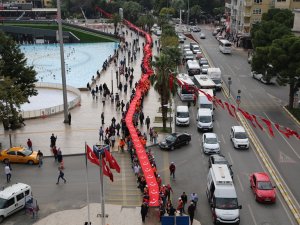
[27,139,33,150]
[177,197,184,216]
[169,162,176,180]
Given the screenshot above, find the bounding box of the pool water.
[21,42,118,88]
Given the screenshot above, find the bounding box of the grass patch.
[153,127,172,133]
[286,107,300,122]
[154,116,173,123]
[5,23,115,43]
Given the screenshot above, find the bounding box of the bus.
[219,39,232,54]
[176,73,196,101]
[186,60,201,76]
[193,75,216,90]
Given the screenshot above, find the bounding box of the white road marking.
[227,152,233,164]
[236,174,244,192]
[247,204,258,225]
[215,120,220,128]
[264,112,300,159]
[221,134,226,144]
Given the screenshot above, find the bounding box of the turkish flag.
[261,118,274,137]
[102,158,114,182]
[86,144,100,166]
[104,150,121,173]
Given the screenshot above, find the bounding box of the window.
[5,198,15,208]
[253,8,262,14]
[277,0,286,2]
[25,190,30,196]
[7,151,16,155]
[16,193,24,201]
[254,0,262,3]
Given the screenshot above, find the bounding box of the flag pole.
[99,150,105,225]
[85,142,91,224]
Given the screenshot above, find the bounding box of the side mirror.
[229,164,232,168]
[239,205,242,209]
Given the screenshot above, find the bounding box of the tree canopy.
[0,32,37,129]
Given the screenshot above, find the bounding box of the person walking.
[101,112,105,125]
[140,202,149,223]
[99,127,104,141]
[167,203,176,216]
[5,164,11,183]
[111,117,116,127]
[177,198,184,216]
[139,111,144,126]
[102,95,106,106]
[190,193,199,208]
[188,202,196,224]
[181,192,188,212]
[110,133,116,148]
[169,162,176,180]
[116,123,121,136]
[57,148,63,165]
[68,112,72,125]
[145,116,150,130]
[153,131,158,144]
[119,138,126,152]
[27,138,33,150]
[50,134,57,148]
[52,145,58,162]
[37,150,44,168]
[56,167,66,184]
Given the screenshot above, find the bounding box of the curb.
[282,106,300,128]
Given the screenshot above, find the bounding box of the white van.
[206,164,242,224]
[176,106,190,126]
[0,183,32,222]
[198,89,214,117]
[197,108,213,132]
[184,50,194,61]
[207,68,222,91]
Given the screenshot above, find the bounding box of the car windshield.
[215,198,239,209]
[216,159,228,164]
[213,79,221,84]
[200,104,212,109]
[206,137,218,144]
[257,181,273,190]
[235,132,247,139]
[166,135,176,143]
[177,112,189,118]
[22,149,33,156]
[199,116,211,123]
[0,198,7,209]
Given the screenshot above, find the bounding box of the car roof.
[254,172,271,182]
[232,126,245,132]
[204,133,217,138]
[0,183,31,199]
[172,132,190,137]
[5,147,26,152]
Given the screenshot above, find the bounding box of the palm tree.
[150,53,178,130]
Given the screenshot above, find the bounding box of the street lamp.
[228,77,232,98]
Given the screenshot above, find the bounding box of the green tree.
[123,1,142,22]
[0,32,38,129]
[111,13,122,35]
[261,8,294,29]
[150,54,177,130]
[190,5,203,23]
[268,35,300,109]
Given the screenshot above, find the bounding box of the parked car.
[158,132,191,151]
[230,126,249,149]
[201,64,209,74]
[202,133,220,154]
[250,172,276,203]
[251,71,275,84]
[199,57,208,66]
[0,147,39,164]
[208,154,233,179]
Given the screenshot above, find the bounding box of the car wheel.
[3,159,9,164]
[28,160,34,165]
[0,216,4,223]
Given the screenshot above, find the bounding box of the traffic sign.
[236,95,241,100]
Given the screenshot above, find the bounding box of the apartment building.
[15,0,52,8]
[229,0,274,35]
[275,0,300,9]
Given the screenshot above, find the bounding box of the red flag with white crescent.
[86,144,100,166]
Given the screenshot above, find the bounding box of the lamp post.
[228,77,232,98]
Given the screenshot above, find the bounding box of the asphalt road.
[192,26,300,212]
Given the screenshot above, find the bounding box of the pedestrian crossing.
[104,152,142,206]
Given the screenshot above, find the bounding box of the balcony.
[225,3,232,8]
[243,12,251,17]
[244,0,252,7]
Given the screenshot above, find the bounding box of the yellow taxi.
[0,147,39,165]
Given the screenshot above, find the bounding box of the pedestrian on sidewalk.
[118,138,125,152]
[139,111,144,126]
[121,100,125,112]
[124,83,128,93]
[153,131,158,144]
[111,117,116,127]
[50,133,57,148]
[57,148,63,165]
[181,192,188,212]
[56,167,66,184]
[52,146,58,162]
[110,133,116,148]
[102,95,106,106]
[4,164,11,183]
[27,138,33,150]
[116,123,121,136]
[177,198,184,216]
[190,193,199,208]
[188,202,196,224]
[169,162,176,180]
[99,127,104,141]
[37,150,43,167]
[140,202,149,223]
[145,116,150,130]
[68,112,71,125]
[101,112,105,125]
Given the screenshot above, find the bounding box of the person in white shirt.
[190,193,198,208]
[5,164,11,183]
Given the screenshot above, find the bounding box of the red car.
[250,172,276,203]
